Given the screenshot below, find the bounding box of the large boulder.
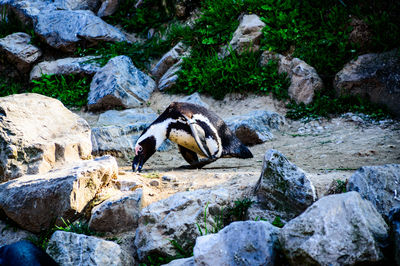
[88,189,142,233]
[34,9,126,52]
[347,164,400,220]
[280,192,389,265]
[254,149,316,220]
[134,188,247,260]
[225,110,285,146]
[334,49,400,117]
[193,221,280,266]
[87,56,156,111]
[5,0,56,26]
[0,93,92,181]
[0,32,41,72]
[0,156,117,233]
[261,51,323,104]
[30,56,101,80]
[151,42,189,80]
[47,231,134,265]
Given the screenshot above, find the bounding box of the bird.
[132,102,253,172]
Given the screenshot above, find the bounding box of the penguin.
[132,102,253,172]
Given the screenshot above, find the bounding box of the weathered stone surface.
[222,14,265,55]
[158,58,182,91]
[389,207,400,265]
[97,108,157,127]
[0,93,92,181]
[134,188,247,260]
[280,192,389,265]
[0,32,41,72]
[225,110,285,146]
[47,231,134,265]
[53,0,101,11]
[254,149,316,219]
[261,51,323,104]
[34,9,126,52]
[30,56,101,80]
[97,0,119,17]
[347,164,400,219]
[6,0,56,26]
[0,156,117,233]
[177,92,209,109]
[89,189,142,233]
[194,221,280,266]
[0,220,34,247]
[151,42,188,80]
[88,55,156,111]
[163,257,195,266]
[334,49,400,117]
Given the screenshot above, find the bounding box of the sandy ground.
[77,92,400,206]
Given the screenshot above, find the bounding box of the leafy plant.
[55,217,101,236]
[271,216,285,228]
[31,74,90,107]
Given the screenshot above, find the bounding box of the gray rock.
[261,51,324,104]
[0,220,34,247]
[347,164,400,219]
[163,257,195,266]
[177,92,209,109]
[0,32,41,72]
[97,0,119,17]
[134,188,247,260]
[89,189,142,233]
[334,49,400,117]
[6,0,56,26]
[30,56,101,80]
[34,9,126,52]
[97,108,157,127]
[389,207,400,265]
[254,149,316,220]
[53,0,101,11]
[225,110,285,146]
[194,221,280,266]
[87,55,156,111]
[47,231,134,265]
[0,93,92,181]
[0,156,117,233]
[158,58,182,91]
[151,42,188,80]
[280,192,389,265]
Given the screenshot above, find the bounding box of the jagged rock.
[0,220,34,246]
[0,32,41,72]
[34,9,126,52]
[5,0,56,26]
[280,192,389,265]
[0,156,117,233]
[47,231,134,265]
[389,207,400,265]
[0,93,92,181]
[97,0,119,17]
[222,14,265,56]
[347,164,400,219]
[30,56,101,80]
[334,49,400,117]
[87,55,156,111]
[89,189,142,233]
[158,58,182,91]
[177,92,209,109]
[225,110,285,146]
[254,149,316,220]
[163,257,195,266]
[193,221,280,266]
[96,108,157,127]
[53,0,101,11]
[261,51,323,104]
[151,42,188,80]
[134,188,247,260]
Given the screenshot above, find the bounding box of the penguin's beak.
[132,154,144,173]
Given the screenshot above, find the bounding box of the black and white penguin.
[132,102,253,172]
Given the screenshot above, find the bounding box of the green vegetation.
[0,76,24,97]
[271,216,285,228]
[31,74,90,107]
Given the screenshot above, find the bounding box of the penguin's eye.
[138,146,143,152]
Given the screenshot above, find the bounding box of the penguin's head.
[132,135,156,172]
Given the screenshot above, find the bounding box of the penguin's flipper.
[182,115,212,158]
[178,145,199,165]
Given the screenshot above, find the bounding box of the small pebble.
[149,180,159,187]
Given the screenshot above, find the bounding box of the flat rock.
[30,56,101,80]
[0,32,41,72]
[163,257,195,266]
[96,108,157,127]
[89,189,142,233]
[334,49,400,117]
[47,231,134,265]
[0,93,92,181]
[0,156,117,233]
[225,110,285,146]
[177,92,209,109]
[347,164,400,219]
[193,221,280,266]
[34,9,126,52]
[280,192,389,265]
[88,55,156,111]
[254,149,316,220]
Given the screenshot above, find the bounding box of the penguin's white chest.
[168,129,206,156]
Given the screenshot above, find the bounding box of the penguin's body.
[132,102,253,172]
